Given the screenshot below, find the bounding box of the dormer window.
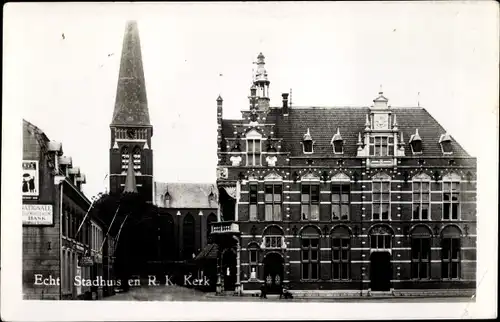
[409,129,423,155]
[302,128,314,154]
[331,128,343,154]
[439,133,453,155]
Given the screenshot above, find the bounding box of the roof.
[154,182,217,208]
[221,106,471,157]
[111,20,151,126]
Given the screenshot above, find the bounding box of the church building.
[108,21,217,280]
[214,53,477,296]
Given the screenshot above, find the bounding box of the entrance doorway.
[263,253,284,294]
[222,249,236,292]
[370,251,392,291]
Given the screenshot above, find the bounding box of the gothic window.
[249,183,258,221]
[331,226,351,280]
[369,136,394,156]
[132,146,141,172]
[411,226,431,279]
[265,184,282,221]
[370,226,392,249]
[301,226,320,280]
[332,183,350,220]
[413,174,431,220]
[182,213,195,260]
[441,226,461,279]
[443,173,461,220]
[372,174,390,220]
[301,184,319,221]
[121,146,129,172]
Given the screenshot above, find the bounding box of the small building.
[213,53,477,297]
[22,120,116,300]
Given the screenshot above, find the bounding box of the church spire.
[123,154,138,194]
[111,20,151,126]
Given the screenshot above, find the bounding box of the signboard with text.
[22,160,39,198]
[78,256,94,267]
[22,204,53,225]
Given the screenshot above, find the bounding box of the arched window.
[206,213,217,243]
[300,226,320,280]
[246,130,262,166]
[411,225,432,279]
[331,226,351,280]
[441,225,461,279]
[262,225,284,249]
[163,214,175,259]
[370,225,393,249]
[183,213,195,259]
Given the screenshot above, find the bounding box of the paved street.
[103,284,473,302]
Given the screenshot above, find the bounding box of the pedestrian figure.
[22,178,29,192]
[260,282,267,299]
[29,177,35,193]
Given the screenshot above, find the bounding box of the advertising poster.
[22,160,39,198]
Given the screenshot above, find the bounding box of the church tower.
[109,20,153,203]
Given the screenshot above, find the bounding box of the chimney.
[282,93,289,116]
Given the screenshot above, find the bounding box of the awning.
[194,243,219,261]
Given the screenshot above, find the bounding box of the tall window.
[247,139,261,166]
[132,146,141,172]
[413,179,430,220]
[369,136,394,156]
[265,184,282,221]
[370,227,392,249]
[443,175,460,220]
[373,180,390,220]
[411,226,431,279]
[441,226,461,279]
[301,184,319,221]
[249,184,258,221]
[332,183,350,220]
[331,227,350,280]
[183,213,195,259]
[301,227,320,280]
[248,244,259,280]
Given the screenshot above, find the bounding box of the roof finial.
[379,84,383,95]
[289,88,293,108]
[417,92,420,107]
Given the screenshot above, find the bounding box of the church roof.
[111,20,151,126]
[221,107,471,157]
[154,182,217,209]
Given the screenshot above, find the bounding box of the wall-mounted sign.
[22,160,39,198]
[22,204,53,225]
[78,256,94,267]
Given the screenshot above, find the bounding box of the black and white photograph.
[1,1,498,320]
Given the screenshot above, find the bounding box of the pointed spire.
[365,114,370,130]
[123,154,137,194]
[392,114,398,129]
[331,128,342,142]
[400,131,405,145]
[111,20,150,126]
[303,128,312,141]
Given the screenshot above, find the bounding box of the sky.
[4,1,499,200]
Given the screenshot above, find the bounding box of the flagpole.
[99,205,121,252]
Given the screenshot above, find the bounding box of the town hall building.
[213,53,477,296]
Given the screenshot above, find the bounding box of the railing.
[211,222,240,234]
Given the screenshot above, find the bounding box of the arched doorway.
[263,252,284,294]
[222,249,236,292]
